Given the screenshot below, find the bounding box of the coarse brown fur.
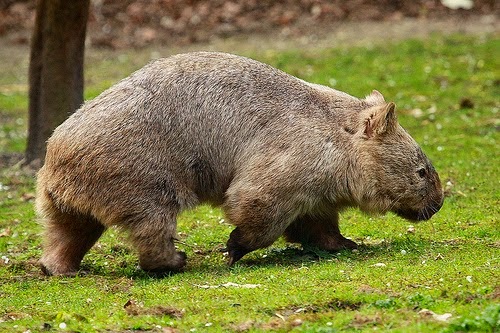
[36,51,444,276]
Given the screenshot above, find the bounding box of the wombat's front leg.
[226,227,256,266]
[284,212,357,251]
[224,195,295,266]
[127,212,186,274]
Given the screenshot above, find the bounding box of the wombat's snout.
[394,167,444,222]
[396,182,444,222]
[396,197,443,222]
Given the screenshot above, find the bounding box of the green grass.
[0,34,499,332]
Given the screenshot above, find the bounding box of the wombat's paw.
[317,236,358,252]
[39,261,79,277]
[227,247,252,266]
[226,239,252,266]
[140,251,187,275]
[40,262,57,276]
[226,227,255,266]
[337,238,358,250]
[173,251,188,269]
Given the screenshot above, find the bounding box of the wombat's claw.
[227,247,251,266]
[40,263,52,276]
[320,237,358,252]
[340,238,358,250]
[338,238,358,250]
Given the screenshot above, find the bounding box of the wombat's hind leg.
[284,213,357,251]
[127,211,186,274]
[40,209,106,276]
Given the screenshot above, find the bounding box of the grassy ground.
[0,34,498,332]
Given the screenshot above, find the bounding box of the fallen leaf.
[124,300,184,318]
[434,313,453,322]
[231,320,254,332]
[162,327,180,333]
[0,228,11,237]
[194,282,261,289]
[124,299,143,316]
[2,312,30,321]
[261,317,285,330]
[222,282,260,288]
[357,284,382,294]
[372,263,386,267]
[350,313,382,328]
[275,312,285,321]
[419,309,453,322]
[419,309,434,317]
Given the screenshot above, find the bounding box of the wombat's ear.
[362,102,397,138]
[364,90,385,105]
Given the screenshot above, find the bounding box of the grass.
[0,34,499,332]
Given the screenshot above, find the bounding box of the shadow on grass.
[235,236,433,269]
[87,236,436,280]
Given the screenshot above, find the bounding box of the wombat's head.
[354,92,444,221]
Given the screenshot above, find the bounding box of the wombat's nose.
[395,195,443,221]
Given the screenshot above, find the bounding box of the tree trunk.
[26,0,89,166]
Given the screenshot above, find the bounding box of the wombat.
[36,51,444,276]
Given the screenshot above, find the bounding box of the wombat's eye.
[417,167,427,178]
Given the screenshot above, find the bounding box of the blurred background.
[1,0,497,49]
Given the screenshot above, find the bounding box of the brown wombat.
[36,51,444,276]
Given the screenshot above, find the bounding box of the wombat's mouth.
[395,204,441,222]
[395,195,444,221]
[395,209,429,222]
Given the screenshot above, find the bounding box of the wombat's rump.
[36,52,443,276]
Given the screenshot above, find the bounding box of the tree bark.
[26,0,89,166]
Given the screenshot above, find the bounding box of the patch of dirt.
[231,320,255,332]
[489,286,500,300]
[123,299,184,318]
[1,311,31,322]
[0,0,498,49]
[349,313,382,329]
[274,298,363,318]
[233,299,363,331]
